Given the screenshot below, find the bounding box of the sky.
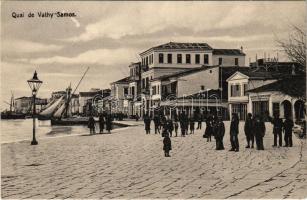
[1,1,305,110]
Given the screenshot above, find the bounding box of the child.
[174,121,179,137]
[163,133,172,157]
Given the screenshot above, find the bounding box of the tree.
[277,25,306,71]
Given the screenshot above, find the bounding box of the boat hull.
[51,117,89,126]
[1,113,26,120]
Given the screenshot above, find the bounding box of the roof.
[140,42,213,55]
[151,66,211,82]
[151,66,250,82]
[213,49,245,56]
[177,89,222,100]
[15,96,32,100]
[247,75,306,99]
[111,76,131,84]
[79,90,102,97]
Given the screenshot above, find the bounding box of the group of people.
[143,111,296,157]
[88,113,113,134]
[144,113,204,137]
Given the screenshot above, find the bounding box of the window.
[204,54,209,64]
[231,84,241,97]
[177,54,182,63]
[167,54,172,64]
[235,58,239,66]
[158,85,160,94]
[219,57,223,65]
[159,53,164,63]
[186,54,191,64]
[151,54,153,64]
[146,56,148,66]
[131,87,135,96]
[124,87,129,95]
[146,77,149,89]
[152,86,157,95]
[195,54,200,64]
[243,83,248,96]
[142,79,145,89]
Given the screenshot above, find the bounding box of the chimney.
[240,46,243,53]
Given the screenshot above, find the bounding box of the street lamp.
[27,71,43,145]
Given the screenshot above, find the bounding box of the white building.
[226,71,277,120]
[247,75,305,121]
[138,42,246,116]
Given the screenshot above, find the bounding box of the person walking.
[88,116,96,135]
[244,113,254,148]
[229,113,239,152]
[190,118,195,134]
[283,116,294,147]
[174,120,179,137]
[254,115,265,150]
[144,114,151,134]
[197,113,202,130]
[105,113,113,134]
[204,115,213,142]
[163,133,172,157]
[214,116,225,150]
[270,113,283,147]
[99,113,105,134]
[135,113,139,121]
[153,115,161,134]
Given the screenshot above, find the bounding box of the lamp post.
[27,71,43,145]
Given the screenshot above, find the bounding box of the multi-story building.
[109,77,130,115]
[138,42,246,116]
[228,60,305,120]
[111,42,246,118]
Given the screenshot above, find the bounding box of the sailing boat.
[42,67,92,126]
[1,92,26,119]
[37,96,64,120]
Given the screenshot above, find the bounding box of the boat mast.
[62,67,90,118]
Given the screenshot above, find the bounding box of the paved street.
[1,121,307,199]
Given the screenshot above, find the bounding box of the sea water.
[1,119,113,144]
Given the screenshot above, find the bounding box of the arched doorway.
[294,100,305,120]
[281,100,292,119]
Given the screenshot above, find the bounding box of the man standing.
[106,113,113,134]
[197,113,202,130]
[244,113,254,148]
[99,113,105,134]
[88,115,96,135]
[153,115,161,134]
[189,117,195,134]
[229,113,239,152]
[166,116,174,137]
[270,113,283,147]
[254,115,265,150]
[144,114,151,134]
[283,116,294,147]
